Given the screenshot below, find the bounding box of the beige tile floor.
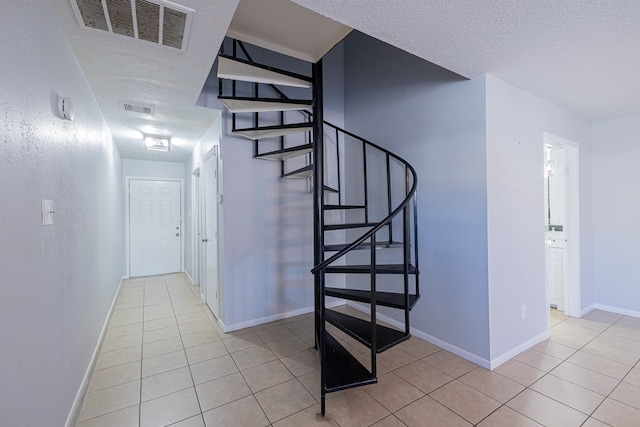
[76,274,640,426]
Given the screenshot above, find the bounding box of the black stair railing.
[312,121,419,415]
[313,122,419,273]
[217,39,420,416]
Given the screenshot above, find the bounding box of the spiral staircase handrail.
[311,121,417,274]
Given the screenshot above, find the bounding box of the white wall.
[0,2,123,425]
[592,114,640,316]
[485,74,593,362]
[344,32,491,361]
[123,159,186,180]
[195,40,347,329]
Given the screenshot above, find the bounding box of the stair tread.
[323,185,339,193]
[283,164,313,179]
[255,144,313,161]
[324,222,379,230]
[325,264,418,274]
[233,123,313,140]
[218,55,312,88]
[325,309,409,353]
[324,204,365,210]
[324,332,376,393]
[324,241,404,252]
[325,288,420,310]
[219,97,312,113]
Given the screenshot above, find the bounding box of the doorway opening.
[543,133,581,324]
[198,146,221,319]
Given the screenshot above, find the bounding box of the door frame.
[125,176,185,279]
[200,147,221,317]
[543,133,581,320]
[191,167,201,287]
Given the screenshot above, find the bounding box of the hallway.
[76,274,640,426]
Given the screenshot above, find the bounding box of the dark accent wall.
[343,32,491,359]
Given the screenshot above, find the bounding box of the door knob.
[202,238,208,243]
[175,233,180,237]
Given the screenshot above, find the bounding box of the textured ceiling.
[52,0,640,165]
[290,0,640,122]
[52,0,239,161]
[227,0,351,62]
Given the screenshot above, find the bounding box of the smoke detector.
[58,97,75,121]
[70,0,194,51]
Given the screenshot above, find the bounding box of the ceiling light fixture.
[144,136,171,152]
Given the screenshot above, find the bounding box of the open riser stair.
[216,38,420,416]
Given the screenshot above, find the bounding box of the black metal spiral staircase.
[217,39,420,416]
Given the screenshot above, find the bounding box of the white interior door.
[130,180,181,277]
[546,240,566,310]
[545,145,567,311]
[203,152,220,317]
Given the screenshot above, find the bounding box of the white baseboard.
[344,301,550,370]
[65,276,125,427]
[488,330,549,370]
[219,300,345,333]
[581,304,595,317]
[184,269,193,285]
[593,303,640,319]
[345,302,493,369]
[412,328,492,369]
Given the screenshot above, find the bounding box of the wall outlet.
[521,305,527,320]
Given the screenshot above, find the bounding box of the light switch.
[42,199,54,225]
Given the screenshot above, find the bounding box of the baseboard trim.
[65,275,125,427]
[219,300,345,333]
[581,304,595,317]
[344,301,551,370]
[345,302,493,369]
[412,328,492,370]
[184,269,193,285]
[593,303,640,319]
[488,329,549,370]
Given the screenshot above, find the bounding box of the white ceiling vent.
[122,102,155,115]
[71,0,193,51]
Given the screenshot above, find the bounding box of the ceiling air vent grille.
[71,0,193,51]
[122,102,155,115]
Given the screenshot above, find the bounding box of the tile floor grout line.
[555,358,632,383]
[474,400,539,427]
[78,277,640,426]
[473,314,614,426]
[75,403,140,425]
[138,274,158,426]
[579,361,632,427]
[509,313,635,427]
